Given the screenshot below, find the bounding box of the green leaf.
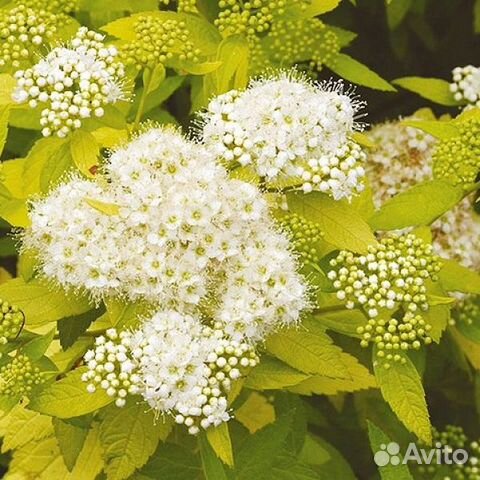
[143,64,166,96]
[100,397,173,480]
[283,0,341,18]
[58,306,106,350]
[70,130,100,178]
[373,350,431,444]
[475,0,480,33]
[29,367,113,418]
[266,325,375,381]
[386,0,412,29]
[326,53,396,91]
[0,405,52,453]
[235,413,294,480]
[287,192,377,254]
[401,119,459,139]
[438,259,480,294]
[263,454,321,480]
[22,329,55,361]
[206,422,234,467]
[312,309,366,337]
[40,140,73,192]
[287,371,376,395]
[0,105,10,157]
[245,356,309,390]
[0,73,16,104]
[368,180,464,231]
[393,77,462,106]
[137,443,201,480]
[67,423,104,480]
[0,278,91,326]
[85,198,120,215]
[53,417,90,471]
[199,432,228,480]
[212,35,249,94]
[235,392,276,434]
[367,421,414,480]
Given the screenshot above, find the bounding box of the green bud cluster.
[159,0,197,13]
[0,354,44,397]
[214,0,288,37]
[0,4,59,71]
[22,0,78,14]
[0,299,24,345]
[418,425,480,480]
[280,213,324,266]
[433,118,480,187]
[365,312,433,368]
[256,18,340,74]
[120,14,201,71]
[328,234,442,366]
[451,295,480,326]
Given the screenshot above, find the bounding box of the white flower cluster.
[12,27,125,138]
[200,73,367,200]
[450,65,480,107]
[366,118,480,271]
[25,128,307,342]
[25,127,308,431]
[83,315,259,434]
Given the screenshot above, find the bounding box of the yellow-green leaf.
[401,119,459,139]
[71,130,100,178]
[373,351,431,444]
[85,198,120,216]
[206,422,234,467]
[235,392,276,434]
[287,192,377,254]
[326,53,396,92]
[393,77,462,106]
[100,398,173,480]
[438,259,480,295]
[28,367,114,418]
[245,356,309,390]
[0,277,91,326]
[368,180,464,231]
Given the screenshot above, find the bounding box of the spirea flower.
[450,65,480,108]
[451,295,480,327]
[366,119,480,271]
[433,117,480,188]
[328,234,442,365]
[366,118,435,205]
[12,26,125,138]
[0,354,44,397]
[0,4,58,71]
[200,73,367,199]
[24,127,308,342]
[120,14,201,71]
[0,300,24,346]
[82,315,259,434]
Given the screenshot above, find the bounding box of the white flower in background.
[12,26,125,138]
[200,72,367,200]
[450,65,480,107]
[25,127,308,343]
[366,118,480,271]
